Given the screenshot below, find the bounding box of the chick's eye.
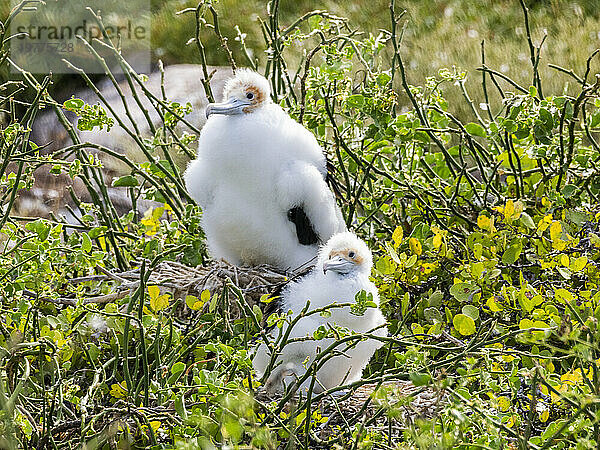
[246,92,254,100]
[348,251,355,258]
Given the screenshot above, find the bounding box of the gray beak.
[205,97,250,118]
[323,256,355,275]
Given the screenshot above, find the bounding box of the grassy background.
[4,0,600,107]
[151,0,600,102]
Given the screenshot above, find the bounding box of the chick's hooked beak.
[205,97,251,118]
[323,255,356,275]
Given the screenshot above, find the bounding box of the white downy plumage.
[253,232,388,394]
[184,69,346,271]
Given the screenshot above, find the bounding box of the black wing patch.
[287,206,319,246]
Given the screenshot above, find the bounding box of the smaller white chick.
[253,232,387,394]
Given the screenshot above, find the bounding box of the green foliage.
[2,0,600,448]
[63,98,115,132]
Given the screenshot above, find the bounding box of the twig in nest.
[22,289,130,306]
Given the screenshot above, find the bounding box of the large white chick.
[253,232,388,394]
[184,69,346,271]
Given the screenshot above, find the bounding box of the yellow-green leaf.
[392,226,403,247]
[110,382,127,398]
[477,214,495,232]
[433,233,442,249]
[571,256,588,272]
[81,232,92,253]
[409,237,422,256]
[549,221,562,242]
[453,314,476,335]
[504,199,515,222]
[185,295,203,310]
[555,288,575,303]
[152,295,170,312]
[486,296,503,312]
[201,289,211,302]
[148,285,169,311]
[519,318,534,329]
[497,396,511,412]
[148,285,160,301]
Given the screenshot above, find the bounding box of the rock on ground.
[20,65,232,219]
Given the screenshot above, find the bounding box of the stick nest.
[117,259,291,318]
[115,260,448,433]
[256,380,448,442]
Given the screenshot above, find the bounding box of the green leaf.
[502,238,523,264]
[561,184,576,198]
[376,256,395,275]
[405,254,418,268]
[252,304,263,323]
[413,130,430,143]
[424,307,442,323]
[222,419,243,442]
[557,266,571,279]
[63,98,84,110]
[376,72,391,86]
[171,361,186,376]
[174,395,188,420]
[112,175,139,187]
[401,293,410,316]
[89,226,107,239]
[465,122,486,137]
[453,314,476,335]
[520,294,544,312]
[520,212,535,229]
[313,325,327,340]
[346,94,365,108]
[409,372,431,386]
[26,219,51,241]
[539,108,554,130]
[450,282,479,302]
[428,290,443,307]
[209,292,218,313]
[590,111,600,128]
[462,305,480,320]
[385,241,401,265]
[555,288,575,303]
[529,86,538,97]
[81,232,92,253]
